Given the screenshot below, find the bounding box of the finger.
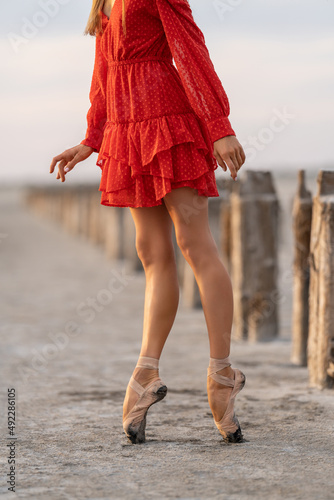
[236,150,244,171]
[50,153,69,174]
[225,157,238,181]
[226,150,239,178]
[56,160,66,180]
[215,152,227,171]
[58,159,67,177]
[50,155,61,174]
[58,162,66,182]
[220,159,227,172]
[64,156,79,174]
[239,146,246,165]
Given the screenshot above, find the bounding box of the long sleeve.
[80,34,108,153]
[156,0,236,143]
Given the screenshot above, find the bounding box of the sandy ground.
[0,181,334,500]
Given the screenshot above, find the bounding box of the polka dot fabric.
[80,0,236,208]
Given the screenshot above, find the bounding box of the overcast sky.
[1,0,333,184]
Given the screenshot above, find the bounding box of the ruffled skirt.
[97,111,219,208]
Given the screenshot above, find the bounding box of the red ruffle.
[96,112,219,208]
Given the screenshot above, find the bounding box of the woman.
[49,0,246,444]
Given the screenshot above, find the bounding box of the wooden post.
[48,188,62,224]
[308,171,334,389]
[87,189,107,245]
[291,170,312,366]
[62,187,81,235]
[230,170,280,341]
[104,207,124,260]
[220,196,232,273]
[216,177,234,274]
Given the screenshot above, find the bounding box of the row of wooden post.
[182,171,281,342]
[24,170,281,344]
[24,186,142,271]
[292,170,334,389]
[24,169,334,389]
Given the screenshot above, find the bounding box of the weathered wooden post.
[47,186,57,223]
[62,187,80,235]
[87,189,107,245]
[220,197,232,274]
[291,170,312,366]
[26,186,46,219]
[308,170,334,389]
[216,177,233,271]
[68,188,85,236]
[104,206,124,260]
[230,170,280,341]
[47,187,61,224]
[79,187,92,237]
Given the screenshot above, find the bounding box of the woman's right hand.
[49,144,95,182]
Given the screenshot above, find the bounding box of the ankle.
[133,366,159,386]
[217,366,234,379]
[134,366,159,374]
[137,355,160,369]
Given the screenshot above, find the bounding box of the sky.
[0,0,333,185]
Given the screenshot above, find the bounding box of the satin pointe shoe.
[207,356,246,443]
[122,356,167,444]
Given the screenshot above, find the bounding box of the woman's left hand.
[213,135,246,181]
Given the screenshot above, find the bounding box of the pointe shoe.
[207,356,246,443]
[122,356,167,444]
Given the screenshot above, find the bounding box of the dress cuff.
[207,115,236,143]
[80,128,105,153]
[80,139,99,153]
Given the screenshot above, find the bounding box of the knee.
[135,236,175,269]
[176,230,217,267]
[176,232,199,265]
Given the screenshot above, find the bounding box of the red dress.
[80,0,236,208]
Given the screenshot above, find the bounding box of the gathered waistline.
[108,56,173,67]
[103,111,196,125]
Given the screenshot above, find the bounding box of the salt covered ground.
[0,178,333,500]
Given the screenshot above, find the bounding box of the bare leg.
[123,204,179,421]
[163,187,234,423]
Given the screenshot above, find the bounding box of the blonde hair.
[84,0,127,37]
